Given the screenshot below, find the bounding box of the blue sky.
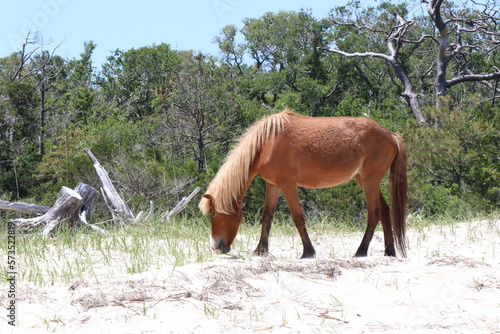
[1,0,354,68]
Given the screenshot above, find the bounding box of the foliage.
[36,127,94,196]
[160,52,246,173]
[406,98,499,216]
[0,1,498,222]
[99,43,181,121]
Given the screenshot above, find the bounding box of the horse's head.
[200,194,242,254]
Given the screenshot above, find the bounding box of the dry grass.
[65,257,350,311]
[427,256,492,268]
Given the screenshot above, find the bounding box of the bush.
[406,100,499,217]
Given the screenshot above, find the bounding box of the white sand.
[1,220,499,333]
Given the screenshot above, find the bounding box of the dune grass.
[0,215,215,286]
[0,211,356,286]
[0,209,498,286]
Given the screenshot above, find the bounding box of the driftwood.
[2,149,201,234]
[85,148,135,223]
[13,186,82,235]
[10,183,105,235]
[73,183,107,234]
[0,200,49,216]
[165,187,201,221]
[73,182,99,222]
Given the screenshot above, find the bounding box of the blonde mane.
[199,110,293,214]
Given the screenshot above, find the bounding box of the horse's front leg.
[280,183,316,259]
[253,183,281,256]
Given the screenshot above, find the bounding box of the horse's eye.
[211,211,217,218]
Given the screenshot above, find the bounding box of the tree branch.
[448,71,500,87]
[319,46,426,124]
[318,47,392,62]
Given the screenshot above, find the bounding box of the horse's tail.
[390,133,408,257]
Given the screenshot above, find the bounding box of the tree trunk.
[319,47,427,124]
[391,59,426,124]
[428,0,449,102]
[72,182,99,223]
[39,79,46,156]
[12,187,83,235]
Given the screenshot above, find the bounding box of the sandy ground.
[1,219,499,334]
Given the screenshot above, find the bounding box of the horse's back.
[255,113,398,188]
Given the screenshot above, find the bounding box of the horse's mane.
[199,110,293,215]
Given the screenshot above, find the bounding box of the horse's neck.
[236,172,256,208]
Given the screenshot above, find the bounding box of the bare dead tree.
[34,40,64,156]
[6,33,64,155]
[8,33,42,83]
[320,13,427,124]
[426,0,500,103]
[322,0,500,123]
[164,53,240,173]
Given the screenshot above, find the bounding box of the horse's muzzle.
[211,238,231,254]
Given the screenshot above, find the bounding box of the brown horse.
[199,110,408,258]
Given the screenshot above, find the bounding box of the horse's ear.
[202,194,213,201]
[200,194,215,215]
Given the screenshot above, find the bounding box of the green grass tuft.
[0,210,498,286]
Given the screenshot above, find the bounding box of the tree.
[62,41,97,124]
[406,98,500,215]
[320,0,500,123]
[321,2,427,123]
[161,52,243,173]
[0,35,62,198]
[100,44,180,120]
[217,10,353,116]
[0,79,39,198]
[426,0,500,101]
[0,34,65,155]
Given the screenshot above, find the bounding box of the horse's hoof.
[300,252,316,259]
[252,249,268,256]
[353,252,367,258]
[384,247,397,257]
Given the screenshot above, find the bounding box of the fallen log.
[0,200,49,216]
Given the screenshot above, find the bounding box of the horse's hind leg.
[253,183,281,256]
[354,176,382,257]
[379,194,396,257]
[354,181,396,257]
